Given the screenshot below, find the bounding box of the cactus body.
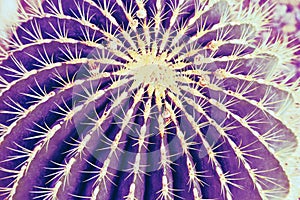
[0,0,300,200]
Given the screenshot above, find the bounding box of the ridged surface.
[0,0,299,200]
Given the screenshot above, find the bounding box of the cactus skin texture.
[0,0,300,199]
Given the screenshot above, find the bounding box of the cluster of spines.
[0,0,299,200]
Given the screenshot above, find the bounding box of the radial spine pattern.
[0,0,300,200]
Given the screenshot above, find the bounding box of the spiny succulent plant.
[0,0,300,199]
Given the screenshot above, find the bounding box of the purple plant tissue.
[0,0,299,199]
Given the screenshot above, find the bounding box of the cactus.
[0,0,300,199]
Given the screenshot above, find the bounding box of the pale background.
[0,0,18,39]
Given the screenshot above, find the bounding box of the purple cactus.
[0,0,300,199]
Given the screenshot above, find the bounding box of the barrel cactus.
[0,0,299,199]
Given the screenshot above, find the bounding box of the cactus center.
[125,51,178,97]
